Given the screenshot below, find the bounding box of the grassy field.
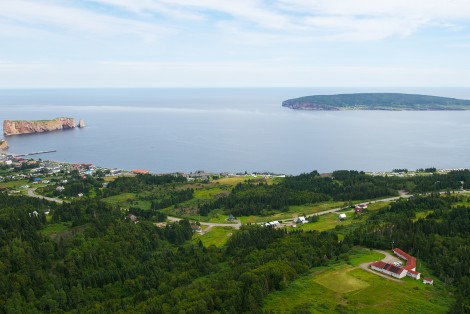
[214,176,254,185]
[367,201,391,211]
[263,249,453,313]
[0,179,29,189]
[292,211,358,232]
[414,210,434,221]
[192,226,235,247]
[214,176,279,186]
[39,222,71,236]
[348,249,385,266]
[102,193,136,206]
[315,264,370,293]
[194,186,227,200]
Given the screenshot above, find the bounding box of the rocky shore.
[0,140,8,150]
[3,118,76,136]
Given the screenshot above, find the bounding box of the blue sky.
[1,0,470,88]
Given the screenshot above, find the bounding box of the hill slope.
[282,93,470,110]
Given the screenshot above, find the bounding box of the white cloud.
[0,0,171,40]
[1,0,469,43]
[276,0,470,40]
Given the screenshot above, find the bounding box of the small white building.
[265,221,280,227]
[339,213,347,220]
[294,216,306,224]
[423,278,434,285]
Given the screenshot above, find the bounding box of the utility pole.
[391,240,395,250]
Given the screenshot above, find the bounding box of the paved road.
[168,216,242,229]
[27,188,64,204]
[358,250,403,283]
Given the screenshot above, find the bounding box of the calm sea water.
[1,87,470,174]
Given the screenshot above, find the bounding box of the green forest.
[282,93,470,110]
[0,169,469,313]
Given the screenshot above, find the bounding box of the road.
[27,188,64,204]
[358,250,403,283]
[25,187,467,231]
[167,216,242,230]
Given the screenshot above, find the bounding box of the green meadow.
[192,226,234,247]
[264,249,453,313]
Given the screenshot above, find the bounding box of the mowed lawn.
[192,227,235,247]
[293,211,358,232]
[264,259,452,313]
[314,265,370,293]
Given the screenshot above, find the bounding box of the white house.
[265,221,280,227]
[423,278,434,285]
[294,216,306,224]
[339,213,347,220]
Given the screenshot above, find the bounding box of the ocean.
[1,87,470,174]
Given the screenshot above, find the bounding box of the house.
[191,225,202,232]
[265,221,280,227]
[127,214,139,224]
[132,169,150,175]
[56,186,65,192]
[227,214,236,222]
[339,213,347,220]
[354,206,363,214]
[355,203,368,213]
[423,278,434,285]
[294,216,306,224]
[370,261,407,279]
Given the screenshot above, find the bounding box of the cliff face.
[0,140,8,150]
[3,118,76,136]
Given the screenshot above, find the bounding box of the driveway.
[358,250,403,283]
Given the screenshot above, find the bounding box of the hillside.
[282,93,470,110]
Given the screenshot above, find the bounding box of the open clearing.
[314,265,370,293]
[263,248,453,313]
[192,226,234,247]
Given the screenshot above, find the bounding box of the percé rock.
[0,140,8,150]
[3,118,76,136]
[78,119,86,128]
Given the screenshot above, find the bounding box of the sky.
[1,0,470,88]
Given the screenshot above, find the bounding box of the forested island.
[0,161,469,313]
[282,93,470,110]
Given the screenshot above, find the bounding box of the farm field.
[264,249,453,313]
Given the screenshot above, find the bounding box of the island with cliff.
[282,93,470,111]
[0,140,7,150]
[3,117,85,136]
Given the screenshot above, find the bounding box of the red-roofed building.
[393,248,420,279]
[132,169,150,175]
[370,261,407,279]
[423,278,433,285]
